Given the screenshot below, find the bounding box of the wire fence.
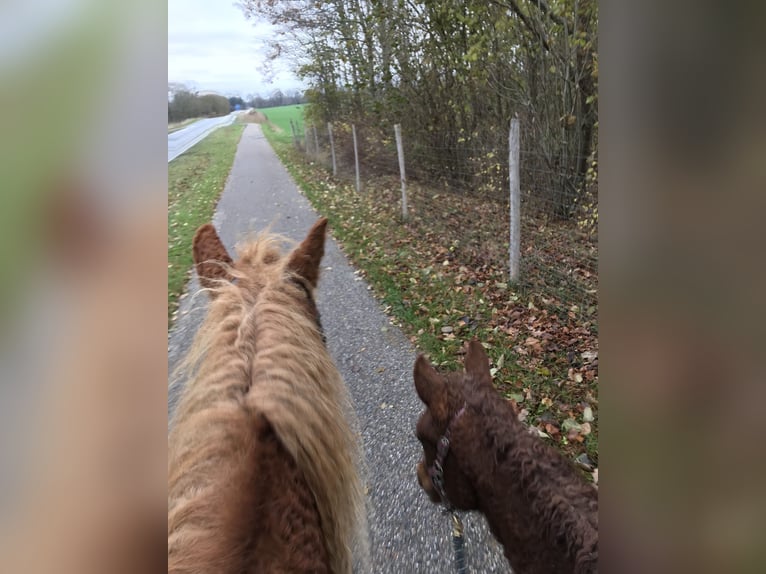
[287,118,598,318]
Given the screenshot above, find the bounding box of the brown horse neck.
[244,418,332,574]
[453,392,598,573]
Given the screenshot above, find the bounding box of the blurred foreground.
[0,2,167,572]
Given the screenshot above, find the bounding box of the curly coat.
[414,340,598,574]
[168,219,368,574]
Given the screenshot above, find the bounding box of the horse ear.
[414,355,448,420]
[193,223,234,291]
[464,340,492,384]
[287,218,328,287]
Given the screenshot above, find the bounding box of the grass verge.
[168,123,245,325]
[168,117,200,133]
[261,127,598,472]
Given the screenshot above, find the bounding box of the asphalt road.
[167,112,237,162]
[167,124,511,573]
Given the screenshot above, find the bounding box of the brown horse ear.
[193,223,234,291]
[414,355,448,421]
[287,218,328,287]
[464,340,492,384]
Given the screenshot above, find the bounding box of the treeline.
[249,90,306,109]
[240,0,597,220]
[168,91,230,123]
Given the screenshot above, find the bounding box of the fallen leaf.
[567,430,585,443]
[561,418,581,433]
[544,423,560,436]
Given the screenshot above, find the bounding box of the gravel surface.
[167,124,511,573]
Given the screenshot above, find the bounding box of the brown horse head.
[414,341,598,573]
[414,339,493,510]
[170,218,367,574]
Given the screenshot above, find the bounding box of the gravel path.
[167,124,511,573]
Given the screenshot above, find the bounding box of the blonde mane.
[168,230,368,574]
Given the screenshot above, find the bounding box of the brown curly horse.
[414,340,598,574]
[168,219,368,574]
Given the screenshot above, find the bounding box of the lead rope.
[451,511,467,573]
[429,405,468,574]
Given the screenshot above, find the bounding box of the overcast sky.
[168,0,304,97]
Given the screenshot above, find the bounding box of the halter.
[428,404,468,574]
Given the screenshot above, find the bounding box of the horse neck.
[245,291,364,574]
[454,392,597,572]
[248,291,333,396]
[170,304,255,432]
[247,416,332,574]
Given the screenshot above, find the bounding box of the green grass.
[256,104,307,144]
[168,123,245,324]
[261,127,598,471]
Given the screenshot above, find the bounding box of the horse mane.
[169,230,368,574]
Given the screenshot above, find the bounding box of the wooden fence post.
[352,124,361,193]
[394,124,408,220]
[313,125,319,156]
[289,119,299,149]
[327,122,337,176]
[304,126,310,153]
[509,117,521,282]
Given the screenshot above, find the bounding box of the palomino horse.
[168,218,367,573]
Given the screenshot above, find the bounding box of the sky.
[168,0,304,97]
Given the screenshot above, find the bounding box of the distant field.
[256,104,307,143]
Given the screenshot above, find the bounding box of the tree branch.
[490,0,551,52]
